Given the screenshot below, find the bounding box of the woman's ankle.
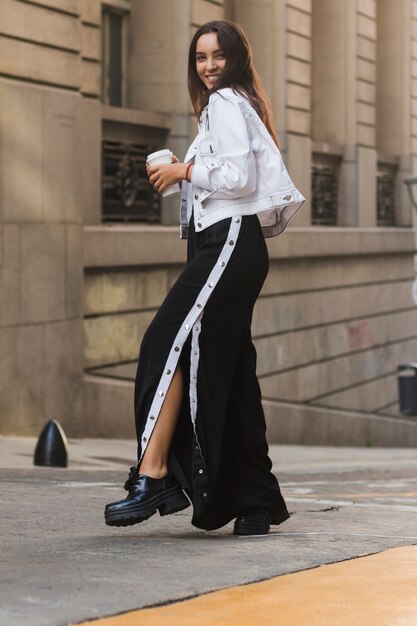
[137,464,168,480]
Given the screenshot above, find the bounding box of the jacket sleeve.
[191,96,257,199]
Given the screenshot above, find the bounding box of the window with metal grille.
[101,6,129,107]
[311,162,339,226]
[102,140,161,223]
[377,163,396,226]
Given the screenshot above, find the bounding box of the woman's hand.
[146,155,187,194]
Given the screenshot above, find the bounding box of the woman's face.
[196,32,226,90]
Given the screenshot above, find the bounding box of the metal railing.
[311,163,339,226]
[102,140,161,223]
[377,163,396,226]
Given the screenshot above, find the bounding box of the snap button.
[198,469,203,474]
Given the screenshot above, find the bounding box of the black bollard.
[34,420,68,467]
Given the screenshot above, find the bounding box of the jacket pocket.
[199,136,216,156]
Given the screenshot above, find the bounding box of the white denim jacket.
[179,87,305,239]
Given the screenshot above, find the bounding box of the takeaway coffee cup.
[146,149,181,198]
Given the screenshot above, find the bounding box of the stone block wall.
[1,0,417,447]
[0,0,100,436]
[82,227,417,446]
[260,233,416,409]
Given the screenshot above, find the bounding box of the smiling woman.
[104,20,304,535]
[188,20,282,150]
[195,33,226,90]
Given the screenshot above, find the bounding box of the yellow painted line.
[77,545,417,626]
[342,491,417,498]
[292,492,417,499]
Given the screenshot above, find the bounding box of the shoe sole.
[233,521,270,536]
[105,485,190,527]
[233,510,290,536]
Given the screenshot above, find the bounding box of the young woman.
[105,20,304,535]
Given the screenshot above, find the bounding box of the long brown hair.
[188,20,280,147]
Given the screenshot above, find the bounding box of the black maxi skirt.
[134,212,289,531]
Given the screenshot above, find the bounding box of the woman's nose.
[206,57,217,71]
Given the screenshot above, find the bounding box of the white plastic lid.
[147,149,172,162]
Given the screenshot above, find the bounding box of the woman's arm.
[191,96,256,199]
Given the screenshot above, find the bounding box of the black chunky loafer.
[105,466,190,527]
[233,509,271,535]
[233,508,290,536]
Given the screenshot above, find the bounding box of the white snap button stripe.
[139,217,242,462]
[189,310,203,450]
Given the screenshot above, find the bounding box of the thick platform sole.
[105,485,190,527]
[233,509,290,536]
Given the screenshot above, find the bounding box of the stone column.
[129,0,192,225]
[234,0,312,226]
[130,0,228,225]
[312,0,377,227]
[377,0,414,227]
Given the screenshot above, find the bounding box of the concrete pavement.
[1,436,417,625]
[77,546,417,626]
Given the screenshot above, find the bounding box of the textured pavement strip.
[0,437,417,626]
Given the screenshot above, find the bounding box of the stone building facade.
[1,0,417,445]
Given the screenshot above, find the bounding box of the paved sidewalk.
[1,436,417,626]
